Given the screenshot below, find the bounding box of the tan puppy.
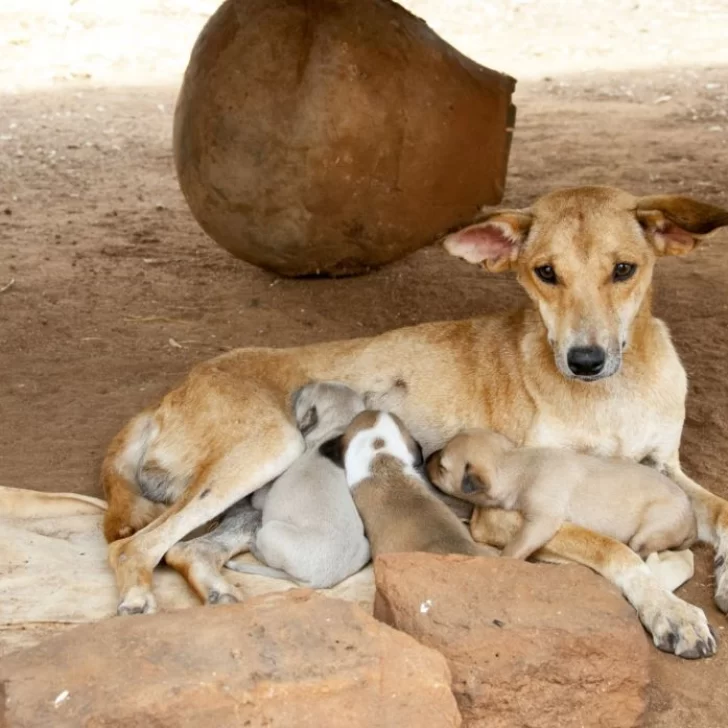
[427,429,697,561]
[320,411,496,558]
[101,187,728,659]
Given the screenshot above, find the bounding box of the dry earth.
[1,1,728,725]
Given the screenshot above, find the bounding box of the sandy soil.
[1,1,728,724]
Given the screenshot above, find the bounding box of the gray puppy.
[225,381,371,588]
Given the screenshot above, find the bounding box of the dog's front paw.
[714,553,728,613]
[117,587,157,616]
[646,594,717,659]
[207,588,239,605]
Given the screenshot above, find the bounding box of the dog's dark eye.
[613,262,637,282]
[534,265,557,285]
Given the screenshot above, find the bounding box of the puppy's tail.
[224,561,300,584]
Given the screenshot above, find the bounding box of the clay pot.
[174,0,516,277]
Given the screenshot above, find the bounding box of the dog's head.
[426,429,514,506]
[292,381,366,442]
[319,410,423,486]
[444,186,728,381]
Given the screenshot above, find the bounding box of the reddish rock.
[373,553,650,728]
[1,589,461,728]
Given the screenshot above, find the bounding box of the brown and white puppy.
[320,411,496,558]
[427,429,697,562]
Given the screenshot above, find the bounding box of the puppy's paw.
[645,550,694,593]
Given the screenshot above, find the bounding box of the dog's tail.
[101,410,164,543]
[224,561,301,584]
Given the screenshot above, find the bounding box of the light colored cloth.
[1,486,693,658]
[0,486,374,657]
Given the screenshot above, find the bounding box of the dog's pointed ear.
[443,210,533,272]
[319,436,344,468]
[636,195,728,256]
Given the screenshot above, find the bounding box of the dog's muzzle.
[566,345,606,378]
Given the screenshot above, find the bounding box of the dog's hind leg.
[471,508,717,659]
[500,515,562,560]
[229,520,371,588]
[628,495,697,559]
[629,527,689,560]
[165,498,262,605]
[108,417,304,616]
[663,457,728,613]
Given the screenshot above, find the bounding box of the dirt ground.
[1,0,728,724]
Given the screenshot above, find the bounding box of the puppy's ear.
[443,210,532,273]
[291,385,313,425]
[319,436,344,468]
[636,195,728,256]
[290,385,306,411]
[298,406,319,436]
[461,469,484,495]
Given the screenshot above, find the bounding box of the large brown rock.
[373,553,651,728]
[1,589,461,728]
[174,0,515,277]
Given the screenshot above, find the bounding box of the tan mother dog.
[102,186,728,659]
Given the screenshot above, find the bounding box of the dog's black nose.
[567,346,606,377]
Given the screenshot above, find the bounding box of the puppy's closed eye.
[461,471,483,494]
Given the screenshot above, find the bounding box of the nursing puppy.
[427,429,697,562]
[225,382,370,588]
[321,410,496,558]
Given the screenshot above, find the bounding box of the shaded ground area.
[1,1,728,725]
